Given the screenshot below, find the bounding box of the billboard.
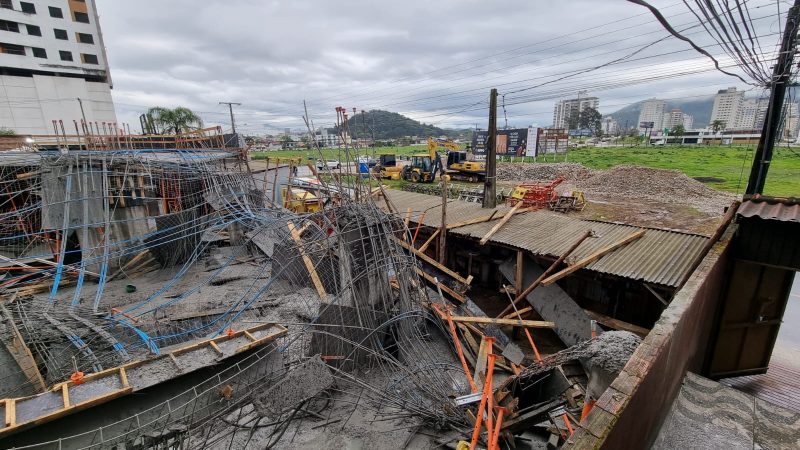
[471,127,566,158]
[472,127,535,158]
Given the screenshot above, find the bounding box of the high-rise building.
[710,87,744,130]
[552,92,599,129]
[0,0,115,135]
[637,99,665,131]
[600,115,617,135]
[663,108,693,130]
[738,97,769,129]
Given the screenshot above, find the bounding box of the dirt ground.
[497,162,737,235]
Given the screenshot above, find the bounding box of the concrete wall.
[0,74,116,134]
[564,225,736,449]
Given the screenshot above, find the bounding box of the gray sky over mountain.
[94,0,789,134]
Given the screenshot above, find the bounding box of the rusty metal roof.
[383,190,709,287]
[738,198,800,223]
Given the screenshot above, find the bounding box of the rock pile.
[497,162,595,182]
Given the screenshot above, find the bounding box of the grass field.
[253,144,800,197]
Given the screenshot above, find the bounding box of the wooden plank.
[244,330,257,342]
[584,310,650,338]
[287,221,327,299]
[448,315,555,328]
[415,268,464,303]
[119,367,129,388]
[0,301,47,393]
[394,237,470,285]
[479,202,523,245]
[417,228,440,253]
[502,306,532,320]
[234,326,288,355]
[209,341,224,355]
[541,230,646,286]
[61,384,70,408]
[5,399,15,427]
[473,337,488,381]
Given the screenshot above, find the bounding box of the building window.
[0,0,12,10]
[26,24,41,36]
[19,2,34,14]
[0,20,19,33]
[76,32,93,44]
[81,53,98,64]
[59,50,73,61]
[0,42,25,55]
[73,11,89,23]
[48,6,63,18]
[54,28,68,40]
[31,47,46,58]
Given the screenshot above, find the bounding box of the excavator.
[428,137,486,182]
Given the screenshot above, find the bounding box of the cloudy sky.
[94,0,789,134]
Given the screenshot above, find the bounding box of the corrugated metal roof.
[384,190,709,287]
[738,199,800,223]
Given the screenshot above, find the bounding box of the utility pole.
[746,0,800,195]
[219,102,242,134]
[483,88,498,208]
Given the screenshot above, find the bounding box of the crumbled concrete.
[252,355,334,419]
[503,342,525,366]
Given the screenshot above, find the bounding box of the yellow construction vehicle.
[373,154,402,180]
[428,137,486,182]
[402,141,443,183]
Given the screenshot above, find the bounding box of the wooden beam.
[415,268,464,303]
[643,283,669,307]
[479,202,523,245]
[448,315,555,328]
[287,221,327,299]
[541,230,645,286]
[5,399,15,427]
[584,310,650,338]
[502,306,532,320]
[394,237,470,285]
[417,229,440,253]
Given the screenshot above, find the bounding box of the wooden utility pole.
[439,174,448,263]
[483,88,498,208]
[746,0,800,195]
[219,102,242,134]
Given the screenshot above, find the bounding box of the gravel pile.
[497,162,595,182]
[580,165,737,213]
[497,162,737,214]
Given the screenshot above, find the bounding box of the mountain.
[608,96,715,130]
[336,110,467,140]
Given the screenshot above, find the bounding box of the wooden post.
[515,250,524,294]
[287,222,327,299]
[439,175,448,263]
[483,88,498,208]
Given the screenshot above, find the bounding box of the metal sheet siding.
[385,190,709,287]
[738,199,800,223]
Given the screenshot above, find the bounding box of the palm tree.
[146,107,203,134]
[710,119,725,134]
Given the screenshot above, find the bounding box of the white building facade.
[663,108,693,130]
[710,87,744,130]
[600,115,617,135]
[637,99,665,131]
[552,93,599,129]
[0,0,115,135]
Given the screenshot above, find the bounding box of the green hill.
[336,110,466,140]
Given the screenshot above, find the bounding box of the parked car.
[357,155,377,167]
[316,159,341,170]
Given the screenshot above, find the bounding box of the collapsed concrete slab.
[500,256,591,347]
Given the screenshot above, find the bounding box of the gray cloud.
[95,0,787,133]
